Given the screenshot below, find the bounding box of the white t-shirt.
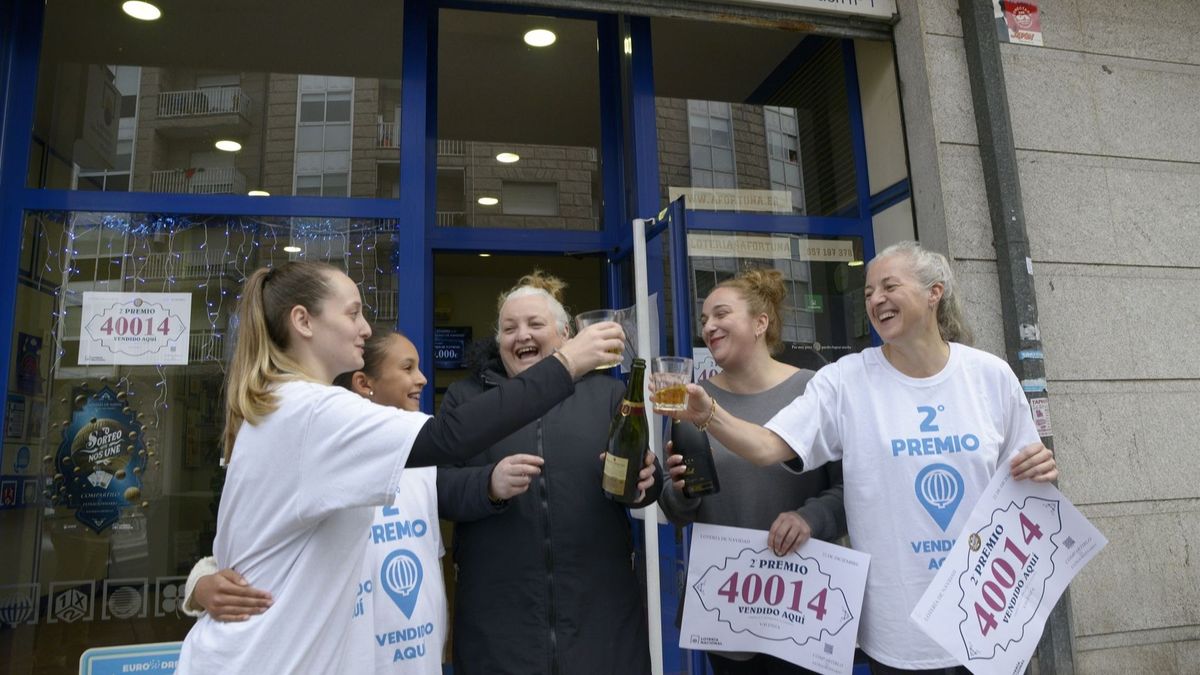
[764,344,1039,669]
[346,467,447,674]
[177,381,428,675]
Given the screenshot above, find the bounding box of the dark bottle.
[670,418,721,498]
[603,358,649,504]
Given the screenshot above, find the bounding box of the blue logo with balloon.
[380,549,423,619]
[914,463,964,531]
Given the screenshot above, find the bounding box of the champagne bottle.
[670,418,721,498]
[603,358,649,504]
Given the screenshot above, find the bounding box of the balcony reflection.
[156,86,252,119]
[149,167,247,195]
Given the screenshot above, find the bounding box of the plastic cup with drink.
[574,309,625,370]
[649,356,691,412]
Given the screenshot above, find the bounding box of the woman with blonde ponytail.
[662,243,1058,674]
[178,261,625,675]
[661,267,846,675]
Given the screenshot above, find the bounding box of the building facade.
[0,0,1195,672]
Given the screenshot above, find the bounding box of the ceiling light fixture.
[477,196,499,206]
[495,152,520,164]
[283,246,302,253]
[214,139,242,152]
[479,253,492,258]
[847,260,864,267]
[247,190,270,197]
[523,29,556,47]
[122,1,161,21]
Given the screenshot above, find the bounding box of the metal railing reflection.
[189,329,226,363]
[157,86,252,118]
[142,251,239,280]
[149,168,247,195]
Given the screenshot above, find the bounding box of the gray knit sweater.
[659,370,846,542]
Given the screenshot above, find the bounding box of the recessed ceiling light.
[524,29,556,47]
[477,196,499,206]
[479,253,492,258]
[847,260,864,267]
[122,1,161,21]
[283,246,302,253]
[214,139,242,152]
[247,190,270,197]
[496,152,520,164]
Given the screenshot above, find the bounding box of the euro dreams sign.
[911,469,1106,675]
[79,292,191,366]
[79,642,181,675]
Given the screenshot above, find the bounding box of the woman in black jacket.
[438,271,662,675]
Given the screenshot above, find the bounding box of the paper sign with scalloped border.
[912,470,1106,674]
[681,523,869,675]
[79,292,190,365]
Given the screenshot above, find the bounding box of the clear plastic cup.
[574,309,624,369]
[650,356,692,411]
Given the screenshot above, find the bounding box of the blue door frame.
[0,5,908,673]
[0,0,910,411]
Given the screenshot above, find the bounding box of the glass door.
[639,194,874,675]
[672,208,874,371]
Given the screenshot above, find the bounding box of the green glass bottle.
[603,358,649,504]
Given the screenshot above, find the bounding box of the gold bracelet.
[697,398,717,432]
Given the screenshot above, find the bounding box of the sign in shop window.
[78,293,191,366]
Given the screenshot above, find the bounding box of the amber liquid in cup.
[650,356,691,412]
[650,384,688,411]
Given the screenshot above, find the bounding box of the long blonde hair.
[716,267,788,355]
[222,261,339,461]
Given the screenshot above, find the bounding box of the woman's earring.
[368,390,375,397]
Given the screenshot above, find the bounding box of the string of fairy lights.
[28,210,399,510]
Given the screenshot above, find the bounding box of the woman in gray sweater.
[661,267,846,675]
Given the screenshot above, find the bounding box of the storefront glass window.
[687,233,870,369]
[27,1,404,199]
[434,9,603,231]
[0,210,399,671]
[653,19,859,216]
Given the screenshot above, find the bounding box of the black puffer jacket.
[437,347,660,675]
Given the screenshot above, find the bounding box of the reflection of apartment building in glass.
[130,69,260,195]
[110,68,605,229]
[99,56,851,348]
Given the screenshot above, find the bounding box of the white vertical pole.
[631,217,664,675]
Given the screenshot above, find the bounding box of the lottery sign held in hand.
[912,471,1106,675]
[693,548,852,643]
[958,497,1059,658]
[681,524,869,675]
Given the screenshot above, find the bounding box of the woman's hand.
[193,569,272,621]
[664,442,688,492]
[1010,442,1058,482]
[635,449,657,502]
[554,321,625,378]
[596,450,658,502]
[768,511,813,557]
[489,454,545,501]
[656,384,711,426]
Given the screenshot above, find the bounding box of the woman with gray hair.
[662,242,1057,674]
[436,270,662,675]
